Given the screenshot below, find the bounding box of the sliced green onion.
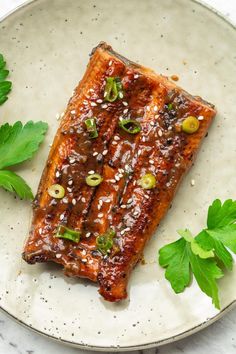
[104,77,123,102]
[48,184,65,198]
[182,116,200,134]
[119,119,141,134]
[138,173,156,189]
[96,229,115,255]
[86,173,103,187]
[85,117,98,138]
[55,225,81,243]
[167,103,173,110]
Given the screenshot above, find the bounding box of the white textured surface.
[0,1,236,353]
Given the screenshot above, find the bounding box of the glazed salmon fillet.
[23,42,216,302]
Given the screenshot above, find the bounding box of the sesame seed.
[118,168,124,173]
[104,198,111,203]
[103,150,108,156]
[67,187,72,192]
[56,113,60,120]
[39,228,42,235]
[56,171,60,178]
[56,254,62,259]
[71,110,76,114]
[108,60,113,66]
[86,232,91,238]
[138,149,142,156]
[103,91,108,98]
[154,105,158,111]
[134,74,139,79]
[146,106,150,111]
[99,200,103,206]
[68,180,73,186]
[127,198,133,204]
[81,258,87,263]
[81,197,86,203]
[69,158,75,164]
[96,99,103,103]
[88,259,94,264]
[98,213,104,218]
[98,204,101,210]
[133,211,139,216]
[88,170,95,175]
[115,175,120,181]
[191,179,195,186]
[122,101,128,106]
[60,112,65,118]
[83,100,88,105]
[89,88,94,92]
[62,197,68,204]
[158,129,163,137]
[110,179,116,183]
[142,136,146,142]
[81,249,86,256]
[118,174,123,178]
[93,151,98,156]
[91,102,97,107]
[112,141,118,145]
[149,159,154,164]
[123,108,128,114]
[120,230,126,235]
[59,214,64,221]
[150,121,155,126]
[114,136,120,141]
[198,115,204,121]
[119,92,124,99]
[72,198,76,205]
[125,164,130,171]
[155,114,159,119]
[121,205,126,209]
[49,143,52,147]
[102,104,108,109]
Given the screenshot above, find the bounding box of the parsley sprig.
[0,121,48,200]
[159,199,236,309]
[0,53,12,105]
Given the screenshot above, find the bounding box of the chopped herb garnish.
[48,184,65,199]
[85,117,98,138]
[167,103,173,110]
[0,53,12,105]
[159,199,236,309]
[85,173,103,187]
[55,225,81,243]
[138,173,156,189]
[182,116,199,134]
[119,119,141,134]
[104,77,123,102]
[96,229,115,255]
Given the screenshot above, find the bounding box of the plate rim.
[0,0,236,351]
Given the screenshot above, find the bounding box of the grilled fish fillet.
[23,42,216,302]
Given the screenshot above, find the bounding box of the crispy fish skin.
[23,42,216,300]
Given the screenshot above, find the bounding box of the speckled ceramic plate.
[0,0,236,351]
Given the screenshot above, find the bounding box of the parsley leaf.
[0,53,12,105]
[207,199,236,229]
[158,198,236,309]
[159,238,190,293]
[0,170,33,200]
[0,121,48,169]
[0,120,48,199]
[196,230,233,270]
